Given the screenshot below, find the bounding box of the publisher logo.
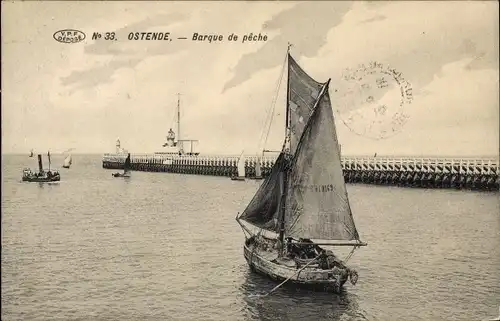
[53,29,86,44]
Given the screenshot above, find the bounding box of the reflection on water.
[240,269,367,321]
[2,155,499,321]
[37,182,60,188]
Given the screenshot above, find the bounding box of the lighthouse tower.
[164,128,176,147]
[116,138,121,154]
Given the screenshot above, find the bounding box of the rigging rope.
[343,246,359,263]
[257,52,288,154]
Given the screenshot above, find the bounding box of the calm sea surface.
[2,154,499,321]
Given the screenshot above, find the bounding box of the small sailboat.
[62,154,72,169]
[22,152,60,182]
[231,151,246,181]
[236,46,367,294]
[112,153,131,178]
[29,149,34,157]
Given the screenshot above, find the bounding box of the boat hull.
[231,176,245,181]
[62,165,70,169]
[243,240,350,293]
[22,176,60,182]
[112,172,131,178]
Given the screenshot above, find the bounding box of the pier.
[102,153,499,191]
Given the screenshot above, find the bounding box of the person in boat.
[318,250,345,270]
[285,238,314,259]
[318,250,331,269]
[286,237,311,259]
[260,239,269,251]
[298,238,318,259]
[285,237,295,256]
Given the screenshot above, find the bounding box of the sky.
[2,1,499,157]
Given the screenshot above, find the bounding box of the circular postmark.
[332,61,413,140]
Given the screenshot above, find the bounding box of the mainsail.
[238,153,287,232]
[237,152,246,178]
[284,81,360,241]
[288,54,324,155]
[239,50,362,245]
[238,53,323,231]
[64,154,72,167]
[124,154,131,173]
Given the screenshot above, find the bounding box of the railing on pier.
[102,153,499,191]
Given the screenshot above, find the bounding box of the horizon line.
[2,152,499,159]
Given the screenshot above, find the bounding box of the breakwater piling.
[102,154,499,192]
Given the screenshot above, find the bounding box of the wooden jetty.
[102,153,499,192]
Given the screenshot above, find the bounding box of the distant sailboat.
[231,151,246,181]
[22,152,60,182]
[62,154,72,169]
[236,45,367,294]
[29,149,34,157]
[112,153,131,178]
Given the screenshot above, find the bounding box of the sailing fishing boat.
[112,153,131,178]
[62,153,72,169]
[231,151,246,181]
[22,152,61,182]
[236,46,367,294]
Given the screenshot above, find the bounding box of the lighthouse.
[116,138,121,154]
[163,128,177,147]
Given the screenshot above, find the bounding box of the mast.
[238,46,366,249]
[278,43,293,253]
[177,93,182,154]
[284,43,292,142]
[37,154,43,173]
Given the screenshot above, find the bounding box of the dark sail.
[288,54,324,155]
[284,81,360,241]
[37,154,43,172]
[124,154,131,173]
[238,152,287,232]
